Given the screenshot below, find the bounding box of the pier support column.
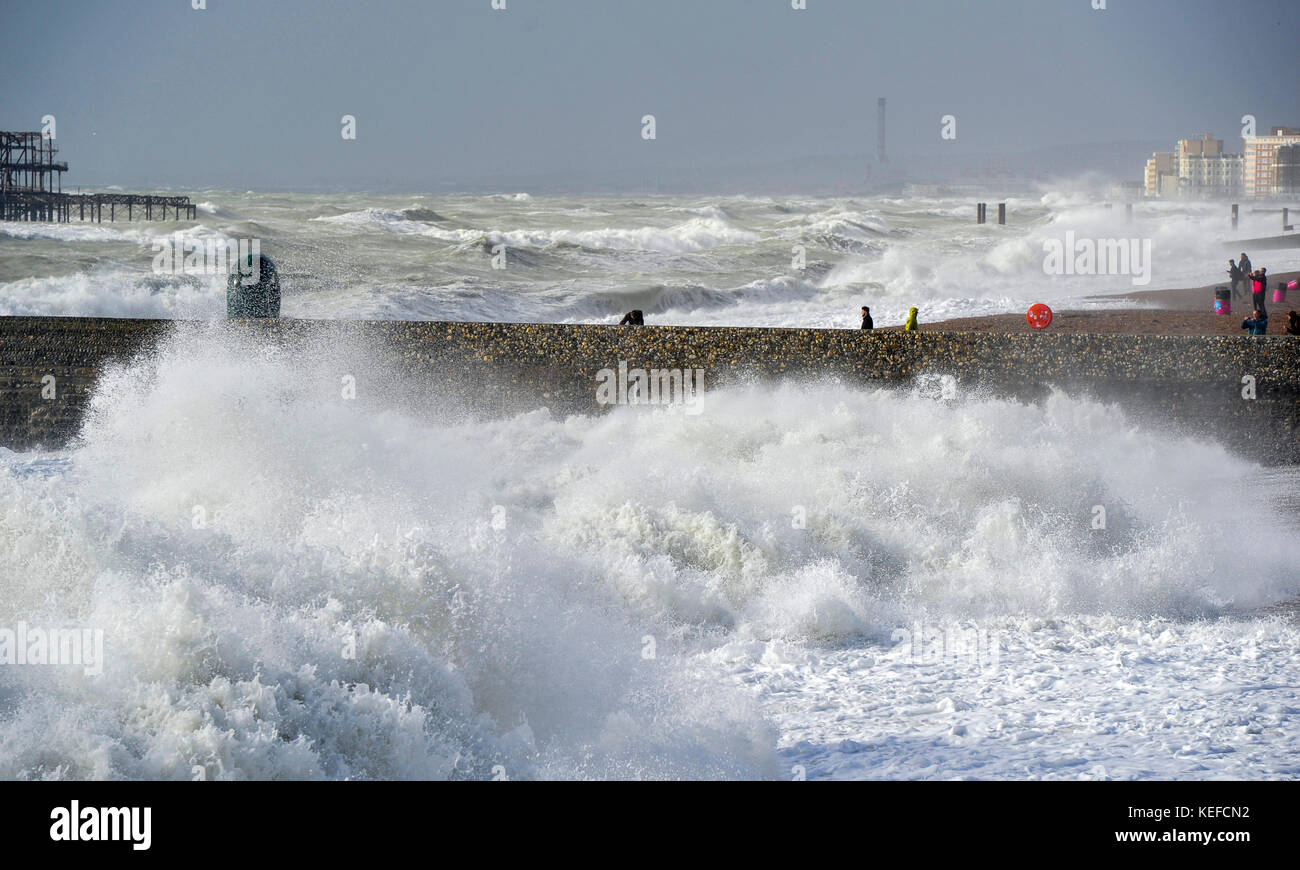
[1232,204,1239,231]
[997,203,1006,225]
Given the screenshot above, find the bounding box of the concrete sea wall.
[2,316,1298,463]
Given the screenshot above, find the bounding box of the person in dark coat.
[1239,252,1252,277]
[1227,259,1245,299]
[860,306,874,330]
[618,309,645,326]
[1286,310,1300,336]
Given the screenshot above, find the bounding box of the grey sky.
[2,0,1297,192]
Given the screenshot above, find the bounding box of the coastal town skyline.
[1140,125,1300,200]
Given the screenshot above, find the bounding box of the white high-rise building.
[1175,135,1242,199]
[1243,126,1300,198]
[1182,154,1243,198]
[1142,136,1241,198]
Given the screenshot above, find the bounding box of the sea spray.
[0,324,1296,779]
[7,192,1299,326]
[0,324,777,780]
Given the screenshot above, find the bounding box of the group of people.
[1226,252,1256,301]
[1230,251,1300,336]
[619,270,1297,336]
[620,305,924,331]
[859,306,919,331]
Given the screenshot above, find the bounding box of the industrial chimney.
[877,97,888,165]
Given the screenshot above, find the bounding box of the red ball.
[1026,303,1053,330]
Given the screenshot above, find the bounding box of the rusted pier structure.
[1,131,195,223]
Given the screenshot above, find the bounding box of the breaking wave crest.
[0,326,1295,779]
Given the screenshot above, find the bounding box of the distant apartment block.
[1175,134,1242,199]
[1142,132,1276,199]
[1144,152,1176,197]
[1277,144,1300,198]
[1178,133,1222,164]
[1243,126,1300,198]
[1182,152,1243,198]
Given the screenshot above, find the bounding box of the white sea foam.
[426,217,759,254]
[0,222,151,244]
[0,326,777,780]
[0,271,226,319]
[312,207,433,233]
[7,192,1300,326]
[1,325,1295,779]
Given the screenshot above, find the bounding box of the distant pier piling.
[976,203,1006,225]
[1,131,195,223]
[1285,207,1293,232]
[1232,203,1239,231]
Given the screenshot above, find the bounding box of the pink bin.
[1214,288,1231,314]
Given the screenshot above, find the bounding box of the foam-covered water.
[5,191,1297,327]
[2,326,1297,779]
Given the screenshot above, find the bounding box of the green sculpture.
[226,253,280,319]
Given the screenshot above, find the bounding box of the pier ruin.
[0,131,195,223]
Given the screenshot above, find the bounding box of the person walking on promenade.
[903,307,919,331]
[1242,305,1269,336]
[1227,259,1245,299]
[1239,252,1252,278]
[860,306,874,330]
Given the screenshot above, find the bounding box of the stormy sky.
[2,0,1297,191]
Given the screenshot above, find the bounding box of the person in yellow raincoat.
[903,307,919,331]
